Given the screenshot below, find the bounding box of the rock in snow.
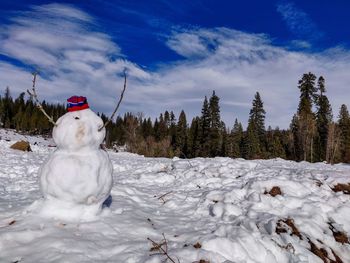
[10,140,32,152]
[0,129,349,263]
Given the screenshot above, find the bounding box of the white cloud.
[166,30,211,58]
[290,40,311,49]
[276,1,323,41]
[0,4,150,113]
[31,3,93,22]
[147,27,350,128]
[0,4,350,129]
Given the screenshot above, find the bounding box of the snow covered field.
[0,129,349,263]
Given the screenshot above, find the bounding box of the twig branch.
[147,234,177,263]
[179,151,193,168]
[27,72,57,126]
[98,69,127,131]
[162,233,168,254]
[157,191,173,200]
[157,191,173,204]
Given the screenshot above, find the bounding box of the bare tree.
[297,114,316,162]
[326,122,340,164]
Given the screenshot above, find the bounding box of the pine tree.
[337,104,350,162]
[175,110,188,157]
[114,116,127,145]
[243,124,259,159]
[314,76,332,161]
[208,91,222,157]
[200,96,211,157]
[188,117,201,158]
[169,111,177,149]
[290,114,300,160]
[13,109,23,131]
[251,92,266,144]
[153,118,160,141]
[266,126,286,159]
[244,92,266,159]
[14,92,25,114]
[227,119,243,158]
[164,111,170,128]
[266,126,274,158]
[0,95,3,126]
[298,73,317,116]
[2,87,13,128]
[296,72,317,162]
[220,121,228,156]
[158,113,168,140]
[0,88,65,134]
[141,117,153,139]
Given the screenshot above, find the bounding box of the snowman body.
[39,108,113,220]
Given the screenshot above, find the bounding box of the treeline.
[102,91,290,159]
[99,72,349,163]
[0,87,66,134]
[1,72,350,163]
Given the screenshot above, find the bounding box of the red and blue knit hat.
[67,96,89,112]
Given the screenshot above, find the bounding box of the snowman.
[38,96,113,221]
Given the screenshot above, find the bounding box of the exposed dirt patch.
[332,183,350,195]
[329,223,349,244]
[276,218,302,240]
[264,186,282,197]
[275,219,345,262]
[308,239,343,263]
[193,242,202,249]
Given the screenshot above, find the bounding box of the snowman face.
[53,109,105,150]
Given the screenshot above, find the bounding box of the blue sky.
[0,0,350,128]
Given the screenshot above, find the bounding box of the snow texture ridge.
[0,129,349,262]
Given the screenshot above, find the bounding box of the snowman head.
[52,96,106,150]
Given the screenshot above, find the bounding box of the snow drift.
[0,129,349,263]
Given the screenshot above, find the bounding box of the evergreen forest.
[1,72,349,164]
